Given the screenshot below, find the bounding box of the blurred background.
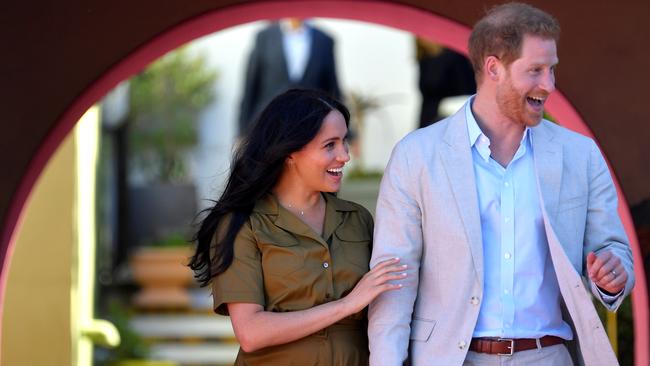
[2,15,642,366]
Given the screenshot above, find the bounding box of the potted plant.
[125,45,217,248]
[127,46,217,184]
[124,46,216,309]
[129,233,195,309]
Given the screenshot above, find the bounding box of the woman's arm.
[228,257,406,352]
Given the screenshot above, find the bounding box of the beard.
[496,76,545,127]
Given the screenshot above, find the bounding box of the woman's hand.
[227,258,407,352]
[340,257,407,314]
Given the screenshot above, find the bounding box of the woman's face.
[287,110,350,193]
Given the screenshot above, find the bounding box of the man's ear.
[485,56,501,81]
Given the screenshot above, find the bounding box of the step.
[130,314,235,339]
[149,342,239,365]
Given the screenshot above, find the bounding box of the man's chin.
[524,113,544,126]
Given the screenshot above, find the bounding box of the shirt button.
[504,252,511,259]
[323,262,329,269]
[504,288,510,295]
[470,296,480,305]
[458,340,467,349]
[504,217,511,223]
[505,323,511,328]
[504,181,510,187]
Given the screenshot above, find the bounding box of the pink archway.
[1,1,647,364]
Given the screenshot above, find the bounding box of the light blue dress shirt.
[465,100,573,340]
[280,21,311,82]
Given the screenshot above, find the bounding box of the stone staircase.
[129,288,239,366]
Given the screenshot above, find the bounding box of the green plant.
[128,46,217,183]
[103,301,150,364]
[143,231,191,248]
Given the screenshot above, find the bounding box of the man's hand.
[587,251,627,294]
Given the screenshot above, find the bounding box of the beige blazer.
[367,106,634,366]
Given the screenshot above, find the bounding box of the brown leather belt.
[469,335,564,355]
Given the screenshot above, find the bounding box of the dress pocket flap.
[334,228,371,242]
[255,231,299,247]
[410,318,436,341]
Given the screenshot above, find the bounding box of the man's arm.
[583,140,634,310]
[368,141,423,365]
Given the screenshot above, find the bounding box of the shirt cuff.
[593,283,622,304]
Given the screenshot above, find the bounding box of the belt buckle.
[497,338,514,356]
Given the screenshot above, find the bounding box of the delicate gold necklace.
[286,203,305,216]
[283,195,323,216]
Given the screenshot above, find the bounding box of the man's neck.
[471,92,526,167]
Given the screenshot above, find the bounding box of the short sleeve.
[211,219,265,315]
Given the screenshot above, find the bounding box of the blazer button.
[458,340,467,349]
[470,296,480,305]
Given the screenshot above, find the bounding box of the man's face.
[496,35,558,127]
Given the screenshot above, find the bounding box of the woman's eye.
[325,142,335,149]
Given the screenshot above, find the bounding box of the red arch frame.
[1,1,647,364]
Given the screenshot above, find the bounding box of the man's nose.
[540,72,556,93]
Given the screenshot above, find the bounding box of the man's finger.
[587,251,612,278]
[596,256,620,280]
[587,252,597,267]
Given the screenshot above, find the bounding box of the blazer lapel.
[531,121,562,221]
[300,27,319,84]
[440,109,484,286]
[270,25,291,83]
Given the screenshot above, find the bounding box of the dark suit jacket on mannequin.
[239,22,341,135]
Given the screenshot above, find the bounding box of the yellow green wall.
[1,107,107,366]
[2,127,76,365]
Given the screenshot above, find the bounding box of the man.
[368,3,634,366]
[238,18,341,136]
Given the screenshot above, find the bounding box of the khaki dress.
[212,193,373,366]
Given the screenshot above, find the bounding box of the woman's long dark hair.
[188,89,350,287]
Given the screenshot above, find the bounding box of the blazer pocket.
[410,318,436,342]
[557,194,587,212]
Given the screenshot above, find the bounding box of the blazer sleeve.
[583,139,634,311]
[238,31,264,136]
[368,140,423,365]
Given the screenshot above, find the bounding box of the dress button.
[470,296,480,305]
[323,262,329,269]
[458,340,467,349]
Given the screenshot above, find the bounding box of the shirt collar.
[253,192,358,245]
[464,96,531,162]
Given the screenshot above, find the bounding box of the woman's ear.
[285,155,295,167]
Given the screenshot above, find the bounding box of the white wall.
[188,18,420,208]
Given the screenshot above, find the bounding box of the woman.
[189,89,406,365]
